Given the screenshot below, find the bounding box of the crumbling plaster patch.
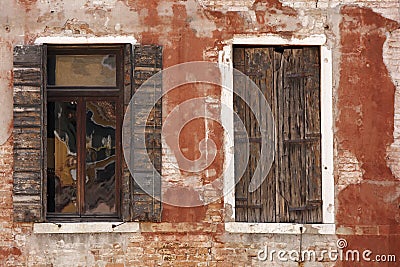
[384,29,400,180]
[197,0,256,12]
[0,42,13,145]
[337,150,363,191]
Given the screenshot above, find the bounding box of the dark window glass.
[46,45,123,221]
[85,101,116,214]
[47,101,78,214]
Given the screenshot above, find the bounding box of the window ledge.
[33,222,140,234]
[225,222,335,235]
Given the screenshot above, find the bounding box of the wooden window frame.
[44,45,124,222]
[221,35,335,234]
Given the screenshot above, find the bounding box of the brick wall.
[0,0,399,266]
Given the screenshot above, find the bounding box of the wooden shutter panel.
[276,47,322,223]
[233,46,322,224]
[130,45,162,222]
[122,44,133,221]
[13,45,45,222]
[233,47,276,223]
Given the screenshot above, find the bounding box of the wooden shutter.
[130,45,162,222]
[233,46,322,223]
[121,44,133,221]
[276,47,322,223]
[13,45,45,222]
[233,47,276,223]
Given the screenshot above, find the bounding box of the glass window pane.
[47,55,117,86]
[47,101,78,214]
[85,101,117,215]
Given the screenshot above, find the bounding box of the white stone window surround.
[220,34,335,235]
[33,36,140,234]
[33,222,140,234]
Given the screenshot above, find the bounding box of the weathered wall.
[0,0,399,266]
[335,5,400,267]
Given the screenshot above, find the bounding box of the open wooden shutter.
[233,46,322,223]
[121,44,134,221]
[130,45,162,222]
[13,45,45,222]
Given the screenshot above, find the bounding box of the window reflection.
[85,101,116,214]
[47,55,117,86]
[47,102,78,213]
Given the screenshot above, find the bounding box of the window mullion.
[77,99,86,217]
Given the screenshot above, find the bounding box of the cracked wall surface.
[0,0,400,266]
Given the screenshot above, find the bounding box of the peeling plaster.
[188,16,216,38]
[384,29,400,180]
[329,0,400,22]
[0,42,13,145]
[197,0,256,12]
[337,6,400,228]
[157,2,174,17]
[337,150,363,192]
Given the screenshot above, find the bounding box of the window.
[232,45,325,224]
[45,45,123,221]
[13,43,163,223]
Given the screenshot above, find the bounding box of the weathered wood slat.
[14,149,41,171]
[13,68,41,86]
[13,132,41,149]
[13,124,41,149]
[13,86,41,105]
[13,46,42,67]
[13,106,41,127]
[13,172,41,195]
[13,204,42,222]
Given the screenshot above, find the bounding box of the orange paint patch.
[337,6,400,250]
[162,187,207,222]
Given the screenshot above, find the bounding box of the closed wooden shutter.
[233,47,276,223]
[13,45,45,222]
[130,45,162,222]
[233,46,322,223]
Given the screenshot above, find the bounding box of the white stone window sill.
[33,222,140,234]
[225,222,335,235]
